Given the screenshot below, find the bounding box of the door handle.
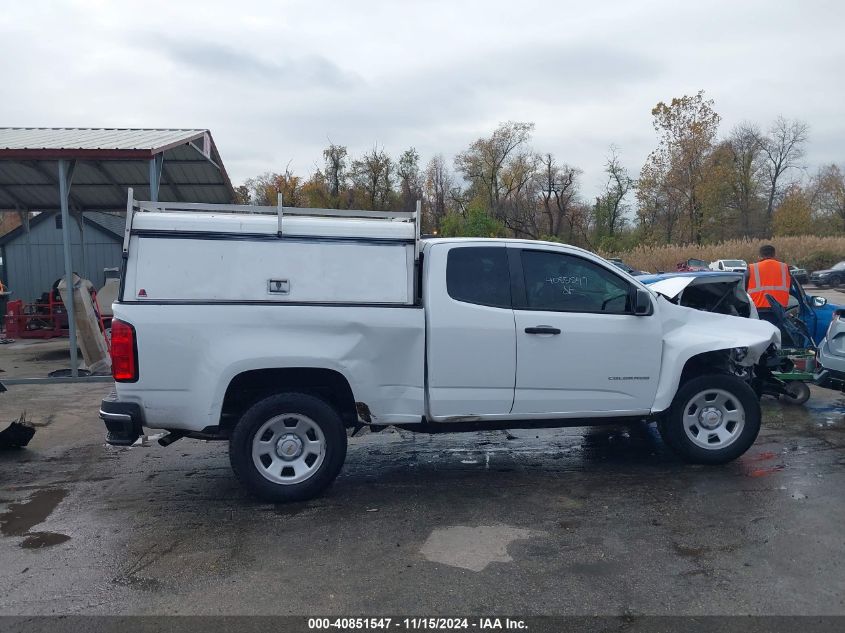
[524,326,561,335]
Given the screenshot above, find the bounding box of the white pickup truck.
[101,195,780,501]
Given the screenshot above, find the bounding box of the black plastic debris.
[0,414,36,449]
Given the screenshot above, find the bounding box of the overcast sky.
[1,0,842,198]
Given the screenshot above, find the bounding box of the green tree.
[440,202,506,237]
[813,164,845,232]
[772,184,813,236]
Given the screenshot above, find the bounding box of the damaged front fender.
[651,297,780,412]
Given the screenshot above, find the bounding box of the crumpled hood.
[658,296,780,365]
[646,273,744,300]
[647,276,697,300]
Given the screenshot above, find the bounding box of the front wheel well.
[220,368,357,430]
[679,350,735,387]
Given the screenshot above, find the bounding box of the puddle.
[0,488,70,548]
[0,488,67,536]
[20,531,71,549]
[419,524,542,572]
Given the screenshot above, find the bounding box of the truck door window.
[520,250,632,313]
[446,247,511,308]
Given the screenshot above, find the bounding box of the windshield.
[689,259,707,267]
[833,261,845,270]
[723,260,746,267]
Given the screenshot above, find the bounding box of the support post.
[277,192,284,235]
[414,199,422,260]
[58,159,79,377]
[149,154,163,202]
[78,212,87,282]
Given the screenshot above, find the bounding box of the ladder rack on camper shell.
[122,188,423,258]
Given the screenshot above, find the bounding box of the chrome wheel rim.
[682,388,745,450]
[251,414,326,484]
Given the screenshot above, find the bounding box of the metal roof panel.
[0,128,206,152]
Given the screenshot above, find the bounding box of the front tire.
[781,380,811,405]
[229,392,347,502]
[658,374,761,464]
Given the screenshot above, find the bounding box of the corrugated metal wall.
[3,214,121,302]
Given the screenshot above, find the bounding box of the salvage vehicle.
[641,271,842,405]
[101,194,781,501]
[607,257,649,276]
[709,259,747,273]
[676,258,709,272]
[810,261,845,288]
[640,271,838,345]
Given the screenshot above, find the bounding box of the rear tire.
[658,374,761,464]
[229,392,347,502]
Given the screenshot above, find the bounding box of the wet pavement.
[0,365,844,615]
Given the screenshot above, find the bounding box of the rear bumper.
[100,391,144,446]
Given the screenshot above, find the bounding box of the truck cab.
[101,195,781,502]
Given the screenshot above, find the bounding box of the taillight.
[111,319,138,382]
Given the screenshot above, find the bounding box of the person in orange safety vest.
[746,244,791,326]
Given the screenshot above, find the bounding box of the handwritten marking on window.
[546,276,588,287]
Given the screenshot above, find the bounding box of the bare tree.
[498,151,542,238]
[762,116,809,222]
[350,146,394,211]
[727,123,765,237]
[455,121,535,214]
[536,153,581,239]
[323,143,349,207]
[397,147,423,214]
[423,154,453,232]
[594,146,634,239]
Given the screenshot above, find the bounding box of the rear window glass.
[446,247,511,308]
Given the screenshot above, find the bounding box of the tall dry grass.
[603,236,845,273]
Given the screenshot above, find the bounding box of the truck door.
[425,243,516,419]
[509,246,662,416]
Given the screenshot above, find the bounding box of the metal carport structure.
[0,128,235,383]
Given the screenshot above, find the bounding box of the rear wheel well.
[220,368,357,430]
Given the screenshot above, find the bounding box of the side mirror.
[634,288,653,316]
[813,296,828,308]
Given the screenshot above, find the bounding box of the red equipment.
[4,294,69,339]
[4,279,108,345]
